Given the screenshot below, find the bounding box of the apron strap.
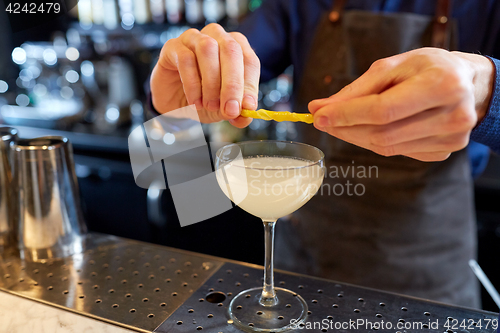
[328,0,347,23]
[328,0,453,49]
[432,0,453,49]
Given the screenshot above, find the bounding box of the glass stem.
[260,219,278,307]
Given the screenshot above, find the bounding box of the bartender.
[150,0,500,308]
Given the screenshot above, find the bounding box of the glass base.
[228,287,308,332]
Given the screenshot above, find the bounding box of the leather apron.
[274,0,480,308]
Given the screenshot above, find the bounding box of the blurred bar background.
[0,0,499,312]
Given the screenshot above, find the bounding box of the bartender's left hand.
[309,48,495,161]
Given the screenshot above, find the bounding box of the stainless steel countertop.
[0,234,224,332]
[1,233,498,332]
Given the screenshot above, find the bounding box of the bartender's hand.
[309,48,495,161]
[150,24,260,128]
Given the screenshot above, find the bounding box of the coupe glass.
[215,140,325,332]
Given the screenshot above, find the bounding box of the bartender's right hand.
[150,24,260,128]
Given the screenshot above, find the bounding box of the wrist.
[452,51,495,124]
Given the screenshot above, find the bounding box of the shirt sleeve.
[471,56,500,154]
[237,0,292,82]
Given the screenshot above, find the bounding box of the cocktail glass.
[215,140,325,332]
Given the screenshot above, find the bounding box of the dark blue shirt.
[238,0,500,169]
[471,57,500,155]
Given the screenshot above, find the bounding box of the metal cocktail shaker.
[13,136,87,261]
[0,127,17,253]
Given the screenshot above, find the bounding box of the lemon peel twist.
[241,109,314,124]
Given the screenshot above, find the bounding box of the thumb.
[309,55,406,114]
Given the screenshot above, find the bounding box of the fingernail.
[314,126,326,132]
[309,98,328,114]
[317,116,330,127]
[308,101,320,114]
[242,95,257,110]
[224,100,240,117]
[207,99,220,112]
[194,98,203,110]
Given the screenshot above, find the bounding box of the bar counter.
[0,233,497,332]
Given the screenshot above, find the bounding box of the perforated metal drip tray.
[156,262,498,333]
[0,234,224,332]
[1,235,498,333]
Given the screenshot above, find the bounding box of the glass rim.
[216,140,325,171]
[13,136,69,151]
[0,127,17,142]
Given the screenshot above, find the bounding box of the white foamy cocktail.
[216,156,324,220]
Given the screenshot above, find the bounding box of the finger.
[201,26,244,119]
[313,71,459,127]
[317,125,375,153]
[369,132,470,157]
[318,122,468,158]
[229,116,253,128]
[197,108,224,123]
[309,55,404,113]
[368,104,476,147]
[405,152,452,162]
[160,38,202,109]
[194,35,221,112]
[178,29,219,111]
[218,37,245,119]
[198,24,245,119]
[229,32,260,111]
